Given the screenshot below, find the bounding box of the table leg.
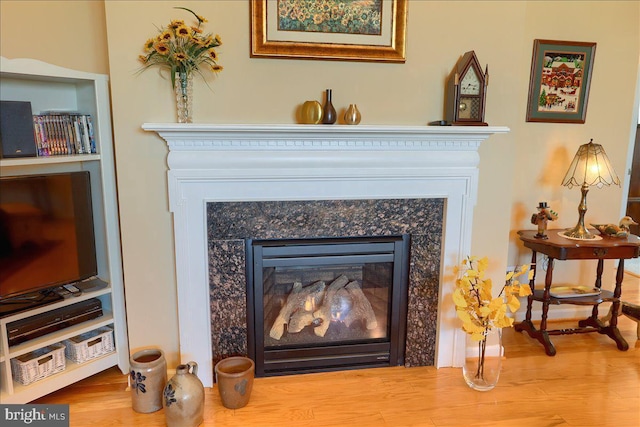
[515,256,557,356]
[593,258,604,319]
[515,251,536,333]
[539,331,556,356]
[581,259,604,325]
[524,250,537,323]
[600,259,629,351]
[539,258,553,332]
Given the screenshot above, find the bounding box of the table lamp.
[561,139,620,240]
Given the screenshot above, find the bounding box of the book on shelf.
[31,112,97,157]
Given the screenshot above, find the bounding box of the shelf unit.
[0,56,129,403]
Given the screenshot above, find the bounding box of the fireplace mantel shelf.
[143,123,509,150]
[144,122,509,386]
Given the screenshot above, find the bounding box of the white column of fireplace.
[143,123,509,386]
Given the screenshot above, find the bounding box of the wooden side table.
[514,229,640,356]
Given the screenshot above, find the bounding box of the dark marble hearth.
[207,198,444,368]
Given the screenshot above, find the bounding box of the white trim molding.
[143,123,509,386]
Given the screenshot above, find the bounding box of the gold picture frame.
[250,0,407,63]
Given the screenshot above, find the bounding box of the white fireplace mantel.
[143,123,509,386]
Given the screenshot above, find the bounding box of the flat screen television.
[0,171,98,316]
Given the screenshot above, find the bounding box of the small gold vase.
[344,104,361,125]
[300,100,323,124]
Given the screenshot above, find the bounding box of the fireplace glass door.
[247,235,409,376]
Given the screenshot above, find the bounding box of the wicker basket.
[63,326,115,363]
[11,343,66,385]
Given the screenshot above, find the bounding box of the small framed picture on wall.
[526,39,596,123]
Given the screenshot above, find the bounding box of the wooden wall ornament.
[445,51,489,126]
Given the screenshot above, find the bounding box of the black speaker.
[0,101,37,158]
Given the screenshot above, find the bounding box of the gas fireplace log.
[343,281,378,330]
[287,284,327,333]
[334,287,351,318]
[313,275,350,337]
[287,279,330,333]
[287,282,327,333]
[269,281,326,340]
[287,311,316,333]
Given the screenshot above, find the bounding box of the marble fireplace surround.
[143,123,509,387]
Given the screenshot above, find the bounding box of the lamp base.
[562,225,597,240]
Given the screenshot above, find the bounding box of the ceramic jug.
[164,361,205,427]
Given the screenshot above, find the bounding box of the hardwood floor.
[33,273,640,427]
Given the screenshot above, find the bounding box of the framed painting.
[526,39,596,123]
[250,0,407,63]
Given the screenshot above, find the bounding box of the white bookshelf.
[0,57,129,403]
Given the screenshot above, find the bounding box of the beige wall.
[0,1,109,74]
[2,1,638,367]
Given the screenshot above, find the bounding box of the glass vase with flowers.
[453,256,533,391]
[138,7,223,123]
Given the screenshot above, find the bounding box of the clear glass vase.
[174,72,193,123]
[462,328,502,391]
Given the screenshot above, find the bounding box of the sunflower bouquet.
[138,7,222,87]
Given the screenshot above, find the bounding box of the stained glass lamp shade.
[561,139,620,240]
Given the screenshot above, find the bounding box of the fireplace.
[248,235,409,376]
[143,123,509,386]
[207,198,443,375]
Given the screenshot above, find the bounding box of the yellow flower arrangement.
[453,256,533,340]
[453,256,533,387]
[138,7,222,87]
